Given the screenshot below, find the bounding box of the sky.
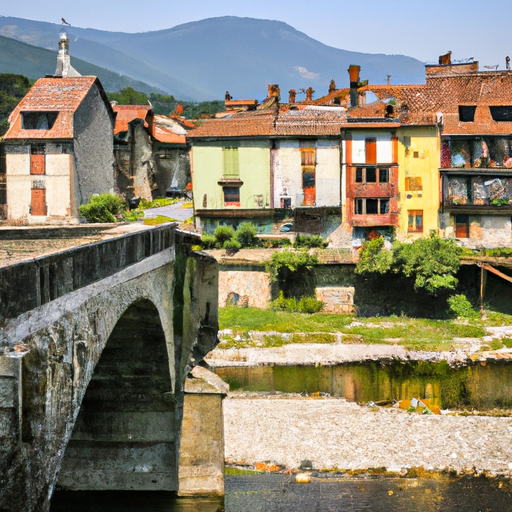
[2,0,512,67]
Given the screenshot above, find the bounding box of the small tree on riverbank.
[356,233,461,295]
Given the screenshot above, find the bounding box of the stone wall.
[218,267,271,308]
[73,83,115,206]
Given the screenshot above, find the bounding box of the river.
[51,473,512,511]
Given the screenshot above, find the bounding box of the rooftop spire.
[55,30,81,77]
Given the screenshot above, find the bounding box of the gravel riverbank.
[223,395,512,476]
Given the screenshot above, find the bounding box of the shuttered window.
[223,148,239,177]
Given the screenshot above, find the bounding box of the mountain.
[0,15,426,101]
[0,35,169,96]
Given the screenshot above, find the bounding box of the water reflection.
[50,491,224,512]
[215,361,512,409]
[51,475,512,511]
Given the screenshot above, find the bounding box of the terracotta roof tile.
[358,73,512,133]
[152,114,190,145]
[4,76,110,140]
[112,104,151,134]
[188,107,347,139]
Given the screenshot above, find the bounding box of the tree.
[0,73,31,137]
[107,87,149,105]
[356,233,461,294]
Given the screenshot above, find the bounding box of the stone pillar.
[178,366,228,496]
[0,354,23,512]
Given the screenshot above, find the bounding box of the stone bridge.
[0,224,224,512]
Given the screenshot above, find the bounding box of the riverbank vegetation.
[218,307,512,351]
[78,193,182,223]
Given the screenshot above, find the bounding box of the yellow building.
[396,125,441,240]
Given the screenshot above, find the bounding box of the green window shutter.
[223,148,239,177]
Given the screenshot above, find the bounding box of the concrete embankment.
[223,395,512,476]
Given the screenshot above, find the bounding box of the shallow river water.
[51,474,512,512]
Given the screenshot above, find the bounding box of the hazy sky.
[2,0,511,66]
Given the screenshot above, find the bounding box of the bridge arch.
[57,298,178,491]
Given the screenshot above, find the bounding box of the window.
[354,166,389,183]
[31,188,46,216]
[22,112,58,130]
[365,137,377,164]
[405,177,422,191]
[408,210,423,232]
[455,215,469,238]
[301,148,316,206]
[355,198,389,215]
[223,186,240,206]
[223,147,239,177]
[459,106,476,122]
[490,106,512,122]
[30,144,46,175]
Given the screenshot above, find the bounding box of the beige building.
[1,31,115,225]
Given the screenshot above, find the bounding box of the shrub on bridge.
[79,193,126,223]
[214,225,235,247]
[235,221,259,248]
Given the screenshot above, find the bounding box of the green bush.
[235,222,259,248]
[448,294,477,319]
[270,291,324,313]
[298,296,325,313]
[79,193,126,223]
[294,234,327,249]
[266,249,319,282]
[262,238,291,248]
[214,225,235,245]
[355,237,393,275]
[484,247,512,258]
[356,233,461,295]
[223,237,241,253]
[201,233,217,249]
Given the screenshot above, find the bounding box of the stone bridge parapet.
[0,224,222,512]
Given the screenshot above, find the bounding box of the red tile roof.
[152,115,191,145]
[4,76,113,140]
[112,104,152,134]
[187,107,348,139]
[357,72,512,133]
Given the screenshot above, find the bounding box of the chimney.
[329,79,336,93]
[438,51,452,65]
[288,89,296,104]
[146,109,155,137]
[267,84,281,101]
[55,30,81,77]
[348,65,360,108]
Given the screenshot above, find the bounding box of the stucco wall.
[396,126,440,239]
[5,152,30,220]
[5,149,72,222]
[192,140,270,210]
[273,140,302,207]
[441,214,512,248]
[316,140,341,207]
[46,154,72,217]
[73,83,114,207]
[272,139,341,208]
[349,132,394,164]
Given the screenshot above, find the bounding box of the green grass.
[218,307,490,352]
[143,215,176,225]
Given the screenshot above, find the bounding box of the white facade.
[6,151,73,223]
[273,139,341,208]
